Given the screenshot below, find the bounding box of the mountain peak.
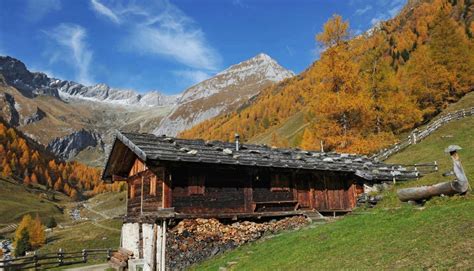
[253,53,273,61]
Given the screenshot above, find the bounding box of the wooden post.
[33,251,38,271]
[82,249,87,263]
[161,220,167,271]
[151,224,158,271]
[163,173,172,208]
[244,174,253,212]
[140,176,144,215]
[107,249,111,261]
[58,248,64,266]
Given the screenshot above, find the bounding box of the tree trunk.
[397,181,458,202]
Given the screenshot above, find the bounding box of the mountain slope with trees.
[181,0,474,154]
[0,120,123,199]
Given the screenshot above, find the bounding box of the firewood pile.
[166,216,309,270]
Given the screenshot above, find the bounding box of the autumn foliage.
[13,214,46,256]
[180,0,474,154]
[0,122,123,198]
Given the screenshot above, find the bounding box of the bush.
[46,217,57,228]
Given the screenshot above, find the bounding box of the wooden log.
[118,247,134,257]
[397,181,458,202]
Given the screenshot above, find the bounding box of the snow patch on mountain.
[179,53,294,104]
[155,53,295,136]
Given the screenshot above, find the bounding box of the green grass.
[39,219,121,270]
[250,112,307,146]
[194,101,474,270]
[380,116,474,208]
[86,191,126,218]
[39,219,121,254]
[0,178,70,226]
[195,200,474,270]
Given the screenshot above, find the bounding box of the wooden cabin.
[102,132,419,222]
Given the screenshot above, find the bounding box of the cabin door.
[296,179,311,209]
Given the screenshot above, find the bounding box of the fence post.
[58,248,64,266]
[107,249,111,261]
[82,249,87,263]
[33,251,38,271]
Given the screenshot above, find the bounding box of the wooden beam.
[162,172,172,208]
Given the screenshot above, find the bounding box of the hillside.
[0,177,70,226]
[193,99,474,270]
[0,120,122,200]
[181,0,474,154]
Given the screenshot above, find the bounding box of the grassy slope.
[249,112,307,146]
[0,178,70,226]
[194,103,474,270]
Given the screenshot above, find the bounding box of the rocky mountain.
[46,129,104,160]
[0,56,59,98]
[0,53,294,164]
[0,56,177,107]
[56,81,179,106]
[155,53,295,136]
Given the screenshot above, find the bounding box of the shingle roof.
[102,131,420,181]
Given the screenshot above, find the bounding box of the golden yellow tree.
[29,215,46,249]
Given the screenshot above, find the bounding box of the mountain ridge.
[155,53,295,136]
[0,53,294,162]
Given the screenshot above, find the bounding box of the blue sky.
[0,0,406,94]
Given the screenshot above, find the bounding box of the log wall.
[124,160,359,219]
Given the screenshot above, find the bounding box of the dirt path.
[91,221,121,232]
[63,263,110,271]
[83,203,110,220]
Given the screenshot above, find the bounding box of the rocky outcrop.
[46,129,104,160]
[0,56,59,98]
[0,92,20,126]
[23,107,46,125]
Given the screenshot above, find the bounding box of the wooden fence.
[0,248,115,270]
[372,107,474,161]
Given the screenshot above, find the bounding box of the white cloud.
[25,0,61,22]
[173,70,211,85]
[370,0,406,25]
[44,24,94,85]
[355,5,372,15]
[89,0,221,71]
[90,0,120,24]
[370,13,389,26]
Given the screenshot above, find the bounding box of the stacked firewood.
[109,248,133,269]
[167,216,309,270]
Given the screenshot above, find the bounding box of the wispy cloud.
[25,0,61,22]
[355,5,372,15]
[90,0,120,24]
[89,0,221,71]
[173,70,211,85]
[44,24,94,85]
[369,0,406,26]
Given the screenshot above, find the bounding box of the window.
[271,174,290,192]
[188,175,205,195]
